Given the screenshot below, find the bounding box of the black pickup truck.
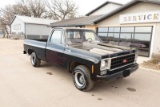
[23,28,138,91]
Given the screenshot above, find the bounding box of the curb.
[139,66,160,73]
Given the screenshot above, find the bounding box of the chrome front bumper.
[96,63,138,80]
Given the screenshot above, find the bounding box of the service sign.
[120,11,160,24]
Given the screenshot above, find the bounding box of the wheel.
[30,52,41,67]
[73,65,94,91]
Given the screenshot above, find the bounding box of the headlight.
[101,60,106,68]
[100,60,108,70]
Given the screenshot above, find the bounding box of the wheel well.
[28,49,34,55]
[69,62,81,73]
[69,62,90,73]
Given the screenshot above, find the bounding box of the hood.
[69,42,134,56]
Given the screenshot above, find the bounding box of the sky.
[0,0,132,15]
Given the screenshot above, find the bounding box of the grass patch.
[142,54,160,70]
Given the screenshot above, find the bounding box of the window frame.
[97,26,153,57]
[49,29,64,44]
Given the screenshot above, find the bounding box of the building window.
[121,27,134,32]
[135,27,152,33]
[133,33,151,56]
[97,27,108,42]
[97,26,153,57]
[98,28,108,32]
[119,33,133,47]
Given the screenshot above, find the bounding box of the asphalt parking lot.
[0,39,160,107]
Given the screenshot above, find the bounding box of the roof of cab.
[53,27,94,31]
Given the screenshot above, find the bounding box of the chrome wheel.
[75,71,86,87]
[31,55,35,65]
[73,65,94,91]
[30,52,41,67]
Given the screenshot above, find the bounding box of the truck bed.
[24,39,47,61]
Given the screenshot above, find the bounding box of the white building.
[51,0,160,57]
[86,1,122,16]
[11,15,57,39]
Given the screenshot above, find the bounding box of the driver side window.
[50,30,62,44]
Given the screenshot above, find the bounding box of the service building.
[51,0,160,57]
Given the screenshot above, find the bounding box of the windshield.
[66,30,101,44]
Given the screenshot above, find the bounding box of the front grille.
[111,54,135,70]
[108,64,133,75]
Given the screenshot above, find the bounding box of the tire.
[30,52,41,67]
[73,65,94,91]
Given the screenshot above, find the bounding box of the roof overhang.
[50,15,104,27]
[51,0,160,27]
[10,16,16,25]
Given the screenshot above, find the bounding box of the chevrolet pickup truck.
[23,28,138,91]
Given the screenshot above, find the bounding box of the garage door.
[97,26,153,57]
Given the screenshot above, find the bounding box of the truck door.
[46,29,65,67]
